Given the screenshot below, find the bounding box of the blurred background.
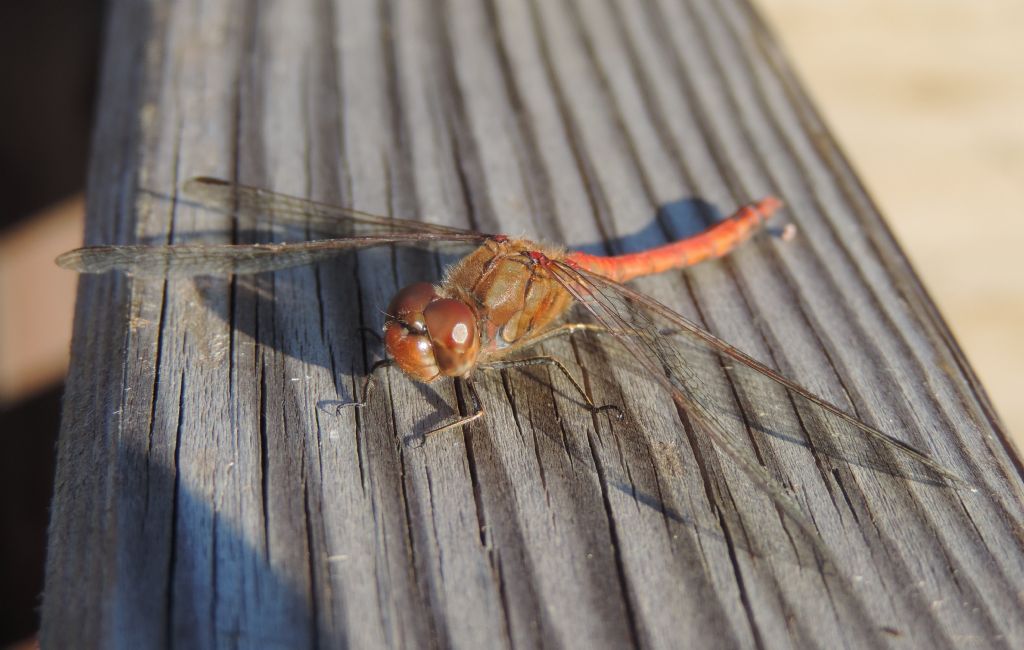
[0,2,102,648]
[0,1,1020,646]
[757,0,1024,458]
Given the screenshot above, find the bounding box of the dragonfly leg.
[418,378,485,443]
[480,355,623,420]
[518,322,609,347]
[525,322,693,347]
[334,358,394,413]
[768,222,798,242]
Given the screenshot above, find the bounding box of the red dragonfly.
[58,177,964,549]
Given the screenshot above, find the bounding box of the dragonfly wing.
[549,260,965,487]
[544,260,836,551]
[57,233,487,277]
[181,177,489,238]
[545,259,966,553]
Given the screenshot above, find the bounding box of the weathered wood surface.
[43,0,1024,648]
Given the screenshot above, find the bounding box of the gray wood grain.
[43,0,1024,648]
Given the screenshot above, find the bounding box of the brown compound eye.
[384,323,439,382]
[384,282,441,382]
[385,282,438,332]
[423,299,479,377]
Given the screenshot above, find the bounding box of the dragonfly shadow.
[570,197,719,257]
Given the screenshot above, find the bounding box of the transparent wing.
[59,178,491,276]
[181,177,487,238]
[57,233,487,277]
[545,258,966,549]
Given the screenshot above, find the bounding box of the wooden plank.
[43,0,1024,648]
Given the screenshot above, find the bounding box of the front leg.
[413,378,485,446]
[332,358,394,413]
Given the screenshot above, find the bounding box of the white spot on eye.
[451,323,469,344]
[417,339,431,352]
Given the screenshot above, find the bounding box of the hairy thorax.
[440,237,573,360]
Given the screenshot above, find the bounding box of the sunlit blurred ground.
[755,0,1024,449]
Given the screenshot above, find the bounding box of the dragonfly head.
[383,282,480,382]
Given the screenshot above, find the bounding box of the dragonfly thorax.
[383,282,480,382]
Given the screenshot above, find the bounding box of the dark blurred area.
[0,2,101,219]
[0,0,104,645]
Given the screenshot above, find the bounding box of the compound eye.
[383,322,440,383]
[423,299,479,377]
[386,282,437,332]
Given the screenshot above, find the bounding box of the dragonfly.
[58,177,966,554]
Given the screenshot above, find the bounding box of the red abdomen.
[568,196,781,282]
